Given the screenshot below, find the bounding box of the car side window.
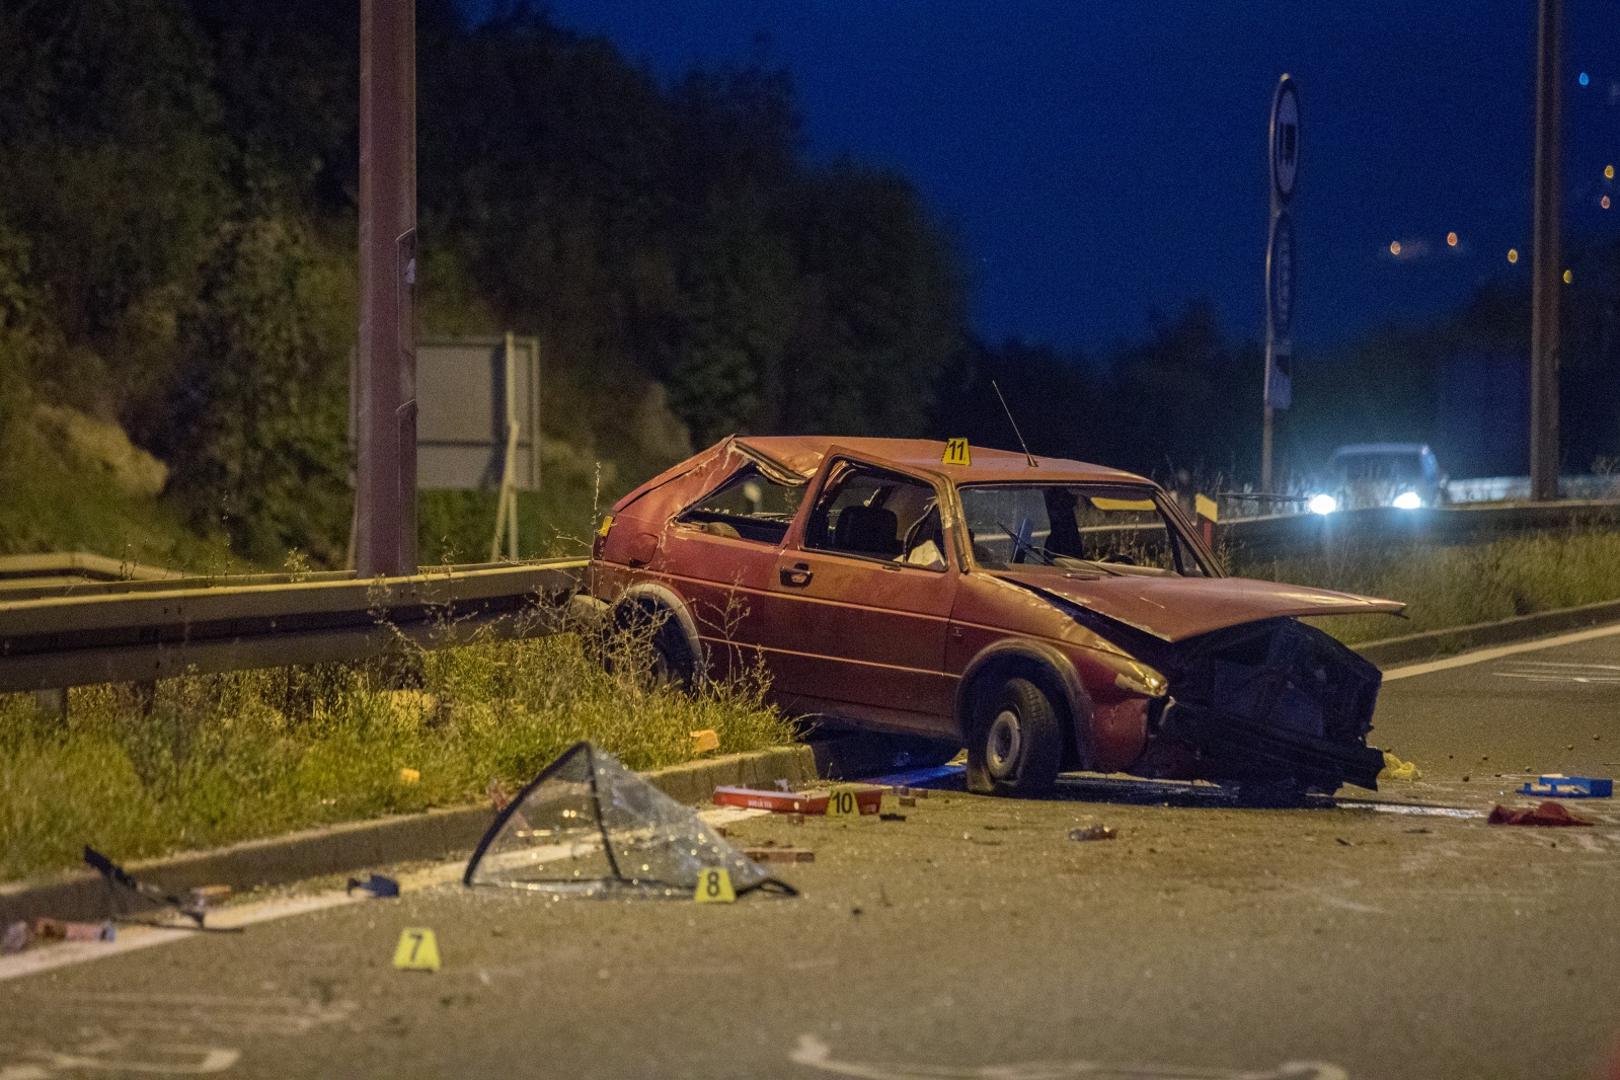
[674,464,806,544]
[804,464,947,570]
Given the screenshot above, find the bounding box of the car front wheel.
[966,676,1062,796]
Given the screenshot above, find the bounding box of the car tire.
[603,602,696,691]
[966,676,1062,796]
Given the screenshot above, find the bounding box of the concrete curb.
[0,744,816,926]
[1354,597,1620,668]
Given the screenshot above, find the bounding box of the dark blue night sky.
[520,1,1620,352]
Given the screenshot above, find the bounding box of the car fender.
[956,638,1095,767]
[615,581,705,675]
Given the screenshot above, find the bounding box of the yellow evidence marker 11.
[825,786,859,818]
[694,866,736,903]
[942,438,971,467]
[393,927,441,972]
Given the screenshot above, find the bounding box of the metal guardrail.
[0,559,587,695]
[1217,499,1620,563]
[0,552,184,597]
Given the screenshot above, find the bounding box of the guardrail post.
[33,688,67,724]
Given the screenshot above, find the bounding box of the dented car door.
[762,453,958,733]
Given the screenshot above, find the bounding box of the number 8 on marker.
[694,867,735,903]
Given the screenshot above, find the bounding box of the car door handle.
[780,562,813,587]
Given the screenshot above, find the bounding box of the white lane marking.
[1493,672,1620,683]
[1381,621,1620,681]
[0,806,767,984]
[788,1034,1351,1080]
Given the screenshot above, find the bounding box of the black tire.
[966,676,1062,796]
[603,602,695,691]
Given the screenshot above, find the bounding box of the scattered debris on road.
[1068,825,1116,842]
[1519,773,1613,798]
[465,741,797,898]
[712,784,883,816]
[1379,751,1423,782]
[84,845,228,929]
[1487,801,1594,827]
[347,873,401,899]
[30,917,115,942]
[187,884,232,909]
[742,846,815,864]
[878,812,908,822]
[2,920,27,954]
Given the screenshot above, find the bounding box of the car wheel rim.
[987,709,1021,778]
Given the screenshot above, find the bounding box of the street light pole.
[1529,0,1562,501]
[354,0,418,575]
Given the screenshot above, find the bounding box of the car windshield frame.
[953,481,1217,578]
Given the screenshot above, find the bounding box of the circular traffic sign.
[1271,75,1300,203]
[1268,211,1295,337]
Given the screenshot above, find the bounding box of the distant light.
[1445,231,1459,248]
[1604,195,1613,210]
[1579,71,1591,87]
[1393,491,1423,511]
[1507,248,1520,264]
[1388,240,1402,256]
[1308,493,1338,516]
[1606,164,1616,181]
[1564,268,1574,284]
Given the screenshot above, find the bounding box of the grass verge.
[1234,527,1620,645]
[0,625,793,882]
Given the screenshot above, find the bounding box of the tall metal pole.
[1529,0,1562,501]
[355,0,418,575]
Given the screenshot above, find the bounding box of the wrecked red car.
[586,436,1405,797]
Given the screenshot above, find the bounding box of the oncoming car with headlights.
[1308,442,1446,514]
[587,437,1405,798]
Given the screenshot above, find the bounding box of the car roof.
[734,435,1152,486]
[1330,442,1432,457]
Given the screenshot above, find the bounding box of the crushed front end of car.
[1152,617,1385,792]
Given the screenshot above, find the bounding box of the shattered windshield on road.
[959,483,1211,577]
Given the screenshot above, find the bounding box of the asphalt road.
[4,629,1620,1080]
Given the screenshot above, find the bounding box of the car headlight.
[1308,493,1338,515]
[1392,491,1422,510]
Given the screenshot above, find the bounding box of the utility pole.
[1529,0,1562,501]
[354,0,419,575]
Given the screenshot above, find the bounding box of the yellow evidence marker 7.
[942,438,971,467]
[393,927,441,972]
[825,786,859,818]
[694,866,736,903]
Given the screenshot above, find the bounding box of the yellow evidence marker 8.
[393,927,441,972]
[942,438,971,467]
[825,786,859,818]
[694,866,736,903]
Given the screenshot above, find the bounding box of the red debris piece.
[1487,801,1594,827]
[713,785,883,816]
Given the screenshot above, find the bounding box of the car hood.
[994,571,1405,643]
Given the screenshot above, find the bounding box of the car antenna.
[991,380,1038,468]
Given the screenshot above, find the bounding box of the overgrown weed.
[1235,526,1620,644]
[0,607,790,880]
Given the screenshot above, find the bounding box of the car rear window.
[674,464,806,544]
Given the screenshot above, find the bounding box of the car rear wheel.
[602,602,695,691]
[966,676,1061,796]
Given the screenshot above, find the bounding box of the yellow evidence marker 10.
[824,786,859,818]
[694,866,736,903]
[942,438,971,467]
[393,927,441,972]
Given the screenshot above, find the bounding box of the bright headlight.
[1393,491,1422,510]
[1308,493,1338,515]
